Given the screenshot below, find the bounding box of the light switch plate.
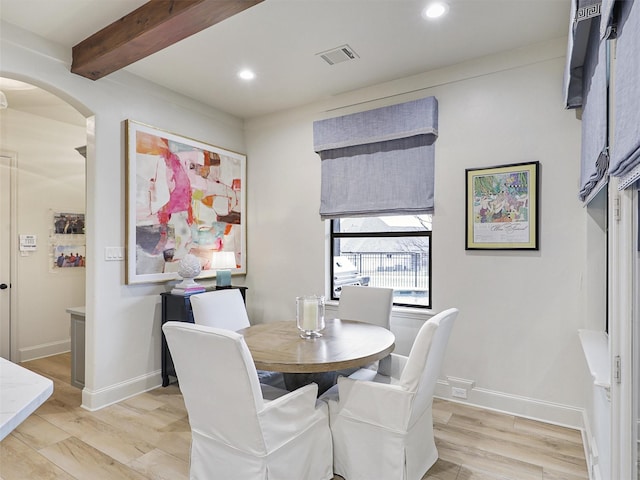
[105,247,125,261]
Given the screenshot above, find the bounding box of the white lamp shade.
[211,251,236,269]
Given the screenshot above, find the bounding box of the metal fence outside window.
[342,252,429,290]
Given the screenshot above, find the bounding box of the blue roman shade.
[313,96,438,219]
[599,0,616,39]
[563,0,609,202]
[609,0,640,189]
[563,0,603,109]
[578,14,609,201]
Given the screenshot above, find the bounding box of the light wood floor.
[0,353,589,480]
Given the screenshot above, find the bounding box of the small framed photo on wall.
[465,161,539,250]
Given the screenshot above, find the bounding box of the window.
[330,215,432,308]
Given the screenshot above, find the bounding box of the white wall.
[245,38,593,428]
[0,108,86,361]
[1,22,246,409]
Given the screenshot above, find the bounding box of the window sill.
[325,299,433,316]
[578,329,611,394]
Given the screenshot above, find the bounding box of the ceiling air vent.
[317,44,359,65]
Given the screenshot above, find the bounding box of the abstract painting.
[465,161,539,250]
[125,120,246,284]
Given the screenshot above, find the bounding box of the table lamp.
[211,251,236,287]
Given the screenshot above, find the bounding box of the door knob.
[0,284,8,290]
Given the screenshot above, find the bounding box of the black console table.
[160,285,247,386]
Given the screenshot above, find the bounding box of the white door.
[633,189,639,480]
[0,154,12,359]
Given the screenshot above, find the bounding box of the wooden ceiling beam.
[71,0,264,81]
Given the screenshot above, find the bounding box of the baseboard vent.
[317,44,359,65]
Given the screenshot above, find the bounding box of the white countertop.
[0,357,54,441]
[578,329,610,390]
[66,306,86,317]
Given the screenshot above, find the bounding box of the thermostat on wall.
[19,234,37,251]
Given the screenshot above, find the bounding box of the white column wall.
[245,38,593,427]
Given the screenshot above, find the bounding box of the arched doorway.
[0,77,86,370]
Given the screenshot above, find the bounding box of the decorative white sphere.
[177,253,201,279]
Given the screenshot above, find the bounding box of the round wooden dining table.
[238,318,395,373]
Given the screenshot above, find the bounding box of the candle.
[296,295,325,338]
[302,298,318,331]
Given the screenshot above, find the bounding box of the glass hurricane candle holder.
[296,295,325,339]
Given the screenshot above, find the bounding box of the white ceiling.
[0,0,571,122]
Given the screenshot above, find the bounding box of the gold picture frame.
[125,120,246,284]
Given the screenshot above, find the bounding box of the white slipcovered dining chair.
[337,285,393,328]
[337,285,394,375]
[190,288,250,331]
[190,289,285,388]
[320,308,459,480]
[162,321,334,480]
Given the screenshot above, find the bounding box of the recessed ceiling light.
[238,69,255,81]
[423,2,449,19]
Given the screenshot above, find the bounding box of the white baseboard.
[19,340,70,362]
[81,370,162,411]
[435,379,585,430]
